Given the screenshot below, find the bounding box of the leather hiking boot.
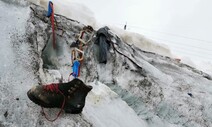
[27,78,92,114]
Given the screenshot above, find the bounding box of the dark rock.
[4,111,8,118]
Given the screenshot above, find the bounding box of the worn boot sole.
[28,90,83,113]
[27,90,55,108]
[64,105,83,114]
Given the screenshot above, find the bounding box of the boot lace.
[44,83,60,93]
[42,83,66,122]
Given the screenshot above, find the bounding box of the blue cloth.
[47,1,53,17]
[72,60,80,78]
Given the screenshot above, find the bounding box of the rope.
[68,73,72,81]
[77,31,85,77]
[41,85,66,122]
[50,3,56,49]
[69,28,94,80]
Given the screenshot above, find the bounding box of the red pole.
[50,3,56,49]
